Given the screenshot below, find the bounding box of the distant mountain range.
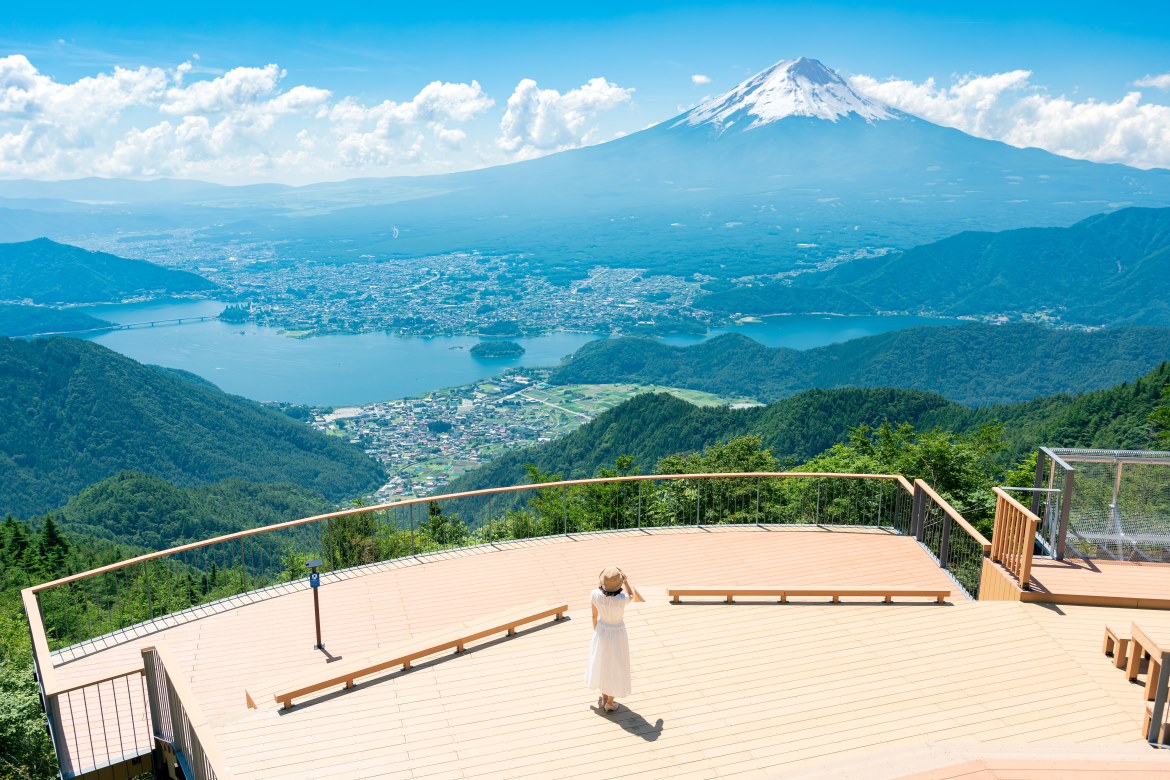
[2,58,1169,289]
[705,206,1170,327]
[0,337,385,519]
[550,323,1170,406]
[452,362,1170,492]
[0,237,215,305]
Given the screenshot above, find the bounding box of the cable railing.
[143,643,232,780]
[911,479,992,599]
[20,589,152,780]
[21,471,991,777]
[26,472,923,660]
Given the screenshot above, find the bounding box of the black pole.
[307,559,324,649]
[313,587,323,650]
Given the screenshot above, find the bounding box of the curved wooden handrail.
[914,479,992,551]
[28,471,908,592]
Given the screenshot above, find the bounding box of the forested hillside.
[455,362,1170,492]
[0,337,385,518]
[0,237,215,304]
[0,304,111,337]
[450,387,967,491]
[702,206,1170,327]
[550,323,1170,406]
[60,472,336,550]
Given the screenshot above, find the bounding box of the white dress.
[584,588,632,697]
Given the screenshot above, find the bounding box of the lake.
[76,301,959,406]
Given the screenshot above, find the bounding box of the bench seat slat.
[274,600,567,709]
[667,586,949,604]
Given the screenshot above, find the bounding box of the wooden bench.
[666,586,949,605]
[1128,622,1168,703]
[1103,624,1132,671]
[273,601,567,709]
[1145,704,1170,745]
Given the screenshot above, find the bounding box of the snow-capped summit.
[677,57,897,131]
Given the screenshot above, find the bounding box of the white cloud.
[0,55,497,182]
[850,70,1170,170]
[161,64,285,115]
[497,77,634,159]
[691,74,711,85]
[1,54,168,120]
[328,80,492,126]
[1135,73,1170,89]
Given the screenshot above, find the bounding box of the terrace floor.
[1023,557,1170,609]
[47,526,1170,779]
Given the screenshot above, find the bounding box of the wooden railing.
[143,644,232,779]
[911,479,991,599]
[21,590,152,780]
[991,487,1041,589]
[20,471,964,776]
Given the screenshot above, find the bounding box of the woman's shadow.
[591,702,664,742]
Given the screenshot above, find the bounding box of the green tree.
[798,422,1005,534]
[37,515,69,579]
[1150,384,1170,447]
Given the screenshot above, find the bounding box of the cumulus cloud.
[497,77,634,158]
[1135,73,1170,89]
[850,70,1170,170]
[0,56,497,182]
[1,54,167,120]
[691,74,711,85]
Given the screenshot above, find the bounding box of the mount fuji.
[677,56,898,129]
[4,57,1170,282]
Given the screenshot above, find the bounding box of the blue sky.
[2,1,1169,183]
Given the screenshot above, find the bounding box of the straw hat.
[599,566,624,592]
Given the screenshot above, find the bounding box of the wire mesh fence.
[1038,448,1170,562]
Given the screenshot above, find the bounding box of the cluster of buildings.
[204,252,703,337]
[306,369,590,499]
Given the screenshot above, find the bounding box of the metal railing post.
[1057,469,1073,561]
[1031,448,1047,517]
[637,482,642,530]
[143,562,153,621]
[695,480,701,526]
[911,482,925,541]
[938,510,952,569]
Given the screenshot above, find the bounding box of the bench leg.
[1115,638,1130,671]
[672,595,680,604]
[1147,659,1162,701]
[1129,641,1145,682]
[1104,631,1117,656]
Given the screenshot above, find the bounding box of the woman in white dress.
[585,565,639,712]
